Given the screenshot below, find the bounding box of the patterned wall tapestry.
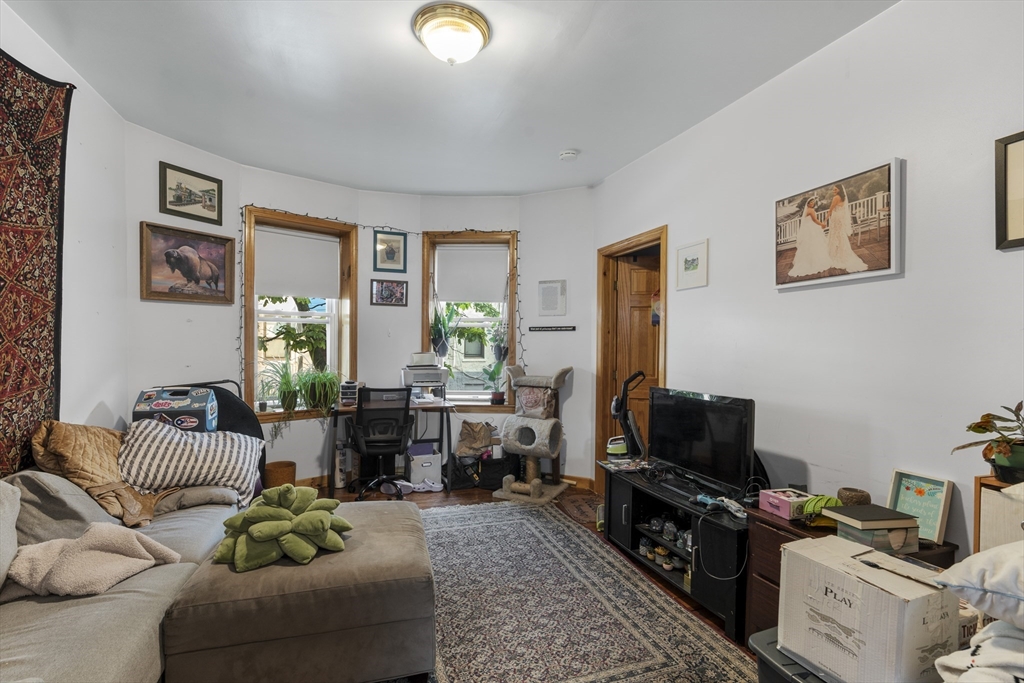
[0,50,75,476]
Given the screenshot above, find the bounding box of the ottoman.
[163,501,435,683]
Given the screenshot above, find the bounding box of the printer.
[401,352,448,388]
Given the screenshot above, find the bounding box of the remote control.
[716,497,747,520]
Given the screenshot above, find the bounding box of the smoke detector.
[559,150,578,162]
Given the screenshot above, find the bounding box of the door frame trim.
[594,225,668,494]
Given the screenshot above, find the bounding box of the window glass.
[256,295,338,409]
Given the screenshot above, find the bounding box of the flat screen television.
[648,387,755,497]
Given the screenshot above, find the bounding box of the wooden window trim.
[243,207,358,409]
[420,231,517,408]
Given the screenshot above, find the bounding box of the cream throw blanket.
[2,522,180,602]
[936,621,1024,682]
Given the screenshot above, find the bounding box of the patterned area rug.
[415,502,755,683]
[0,50,75,476]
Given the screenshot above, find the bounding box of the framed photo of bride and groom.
[775,159,902,289]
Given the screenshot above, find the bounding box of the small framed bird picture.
[140,222,235,304]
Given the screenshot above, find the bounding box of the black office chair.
[346,387,415,501]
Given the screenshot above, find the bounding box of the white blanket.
[936,621,1024,683]
[2,522,180,602]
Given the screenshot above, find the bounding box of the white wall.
[591,0,1024,554]
[1,1,128,428]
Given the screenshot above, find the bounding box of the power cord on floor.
[695,510,749,581]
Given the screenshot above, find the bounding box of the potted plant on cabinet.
[481,361,506,405]
[952,401,1024,484]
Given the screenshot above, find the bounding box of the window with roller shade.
[242,208,357,418]
[421,232,517,405]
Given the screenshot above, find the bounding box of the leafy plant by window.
[479,361,505,392]
[296,368,340,420]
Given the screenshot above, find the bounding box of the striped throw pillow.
[119,419,263,506]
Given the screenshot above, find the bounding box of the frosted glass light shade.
[414,4,490,66]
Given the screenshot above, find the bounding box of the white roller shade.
[435,244,509,303]
[255,226,340,299]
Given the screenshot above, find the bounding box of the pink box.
[759,488,814,519]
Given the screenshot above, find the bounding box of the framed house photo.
[140,222,234,304]
[159,162,223,226]
[886,469,953,544]
[373,230,407,273]
[775,159,903,289]
[995,131,1024,250]
[370,279,408,306]
[676,239,708,290]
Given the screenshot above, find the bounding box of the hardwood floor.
[325,481,753,657]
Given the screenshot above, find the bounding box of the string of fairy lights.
[235,205,529,389]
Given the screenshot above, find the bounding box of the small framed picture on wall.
[370,279,408,306]
[996,131,1024,250]
[373,230,407,273]
[159,162,223,226]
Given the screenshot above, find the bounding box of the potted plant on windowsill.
[951,401,1024,484]
[481,361,506,405]
[296,367,341,420]
[258,361,299,444]
[489,321,509,363]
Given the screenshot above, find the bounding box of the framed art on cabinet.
[886,469,953,544]
[995,131,1024,250]
[775,159,902,289]
[370,279,408,306]
[373,230,407,273]
[159,161,223,226]
[140,222,234,304]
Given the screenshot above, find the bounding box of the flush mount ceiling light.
[414,3,490,66]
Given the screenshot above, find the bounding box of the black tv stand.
[601,464,748,642]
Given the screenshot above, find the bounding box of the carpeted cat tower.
[494,366,573,504]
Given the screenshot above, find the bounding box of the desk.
[329,400,454,498]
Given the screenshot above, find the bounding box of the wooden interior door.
[614,255,661,448]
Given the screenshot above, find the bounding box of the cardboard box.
[760,487,814,519]
[405,450,442,485]
[778,536,958,683]
[132,387,217,432]
[838,523,920,555]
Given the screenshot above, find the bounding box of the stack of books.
[822,504,920,555]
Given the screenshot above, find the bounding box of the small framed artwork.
[538,279,567,316]
[995,131,1024,250]
[775,159,902,289]
[159,161,223,226]
[886,469,953,544]
[370,279,408,306]
[373,230,407,273]
[140,221,234,304]
[676,239,708,290]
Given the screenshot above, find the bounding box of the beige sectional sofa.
[0,470,436,683]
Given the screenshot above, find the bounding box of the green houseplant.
[481,361,505,405]
[952,401,1024,483]
[258,361,299,444]
[430,305,459,358]
[296,368,341,419]
[489,321,509,363]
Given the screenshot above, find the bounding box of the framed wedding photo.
[775,158,903,290]
[159,162,223,226]
[995,131,1024,250]
[140,222,234,304]
[373,230,407,273]
[370,279,408,306]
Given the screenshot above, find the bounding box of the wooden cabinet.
[975,475,1024,552]
[744,508,828,644]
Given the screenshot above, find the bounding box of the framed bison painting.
[140,222,234,304]
[159,161,222,226]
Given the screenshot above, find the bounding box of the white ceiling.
[7,0,896,196]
